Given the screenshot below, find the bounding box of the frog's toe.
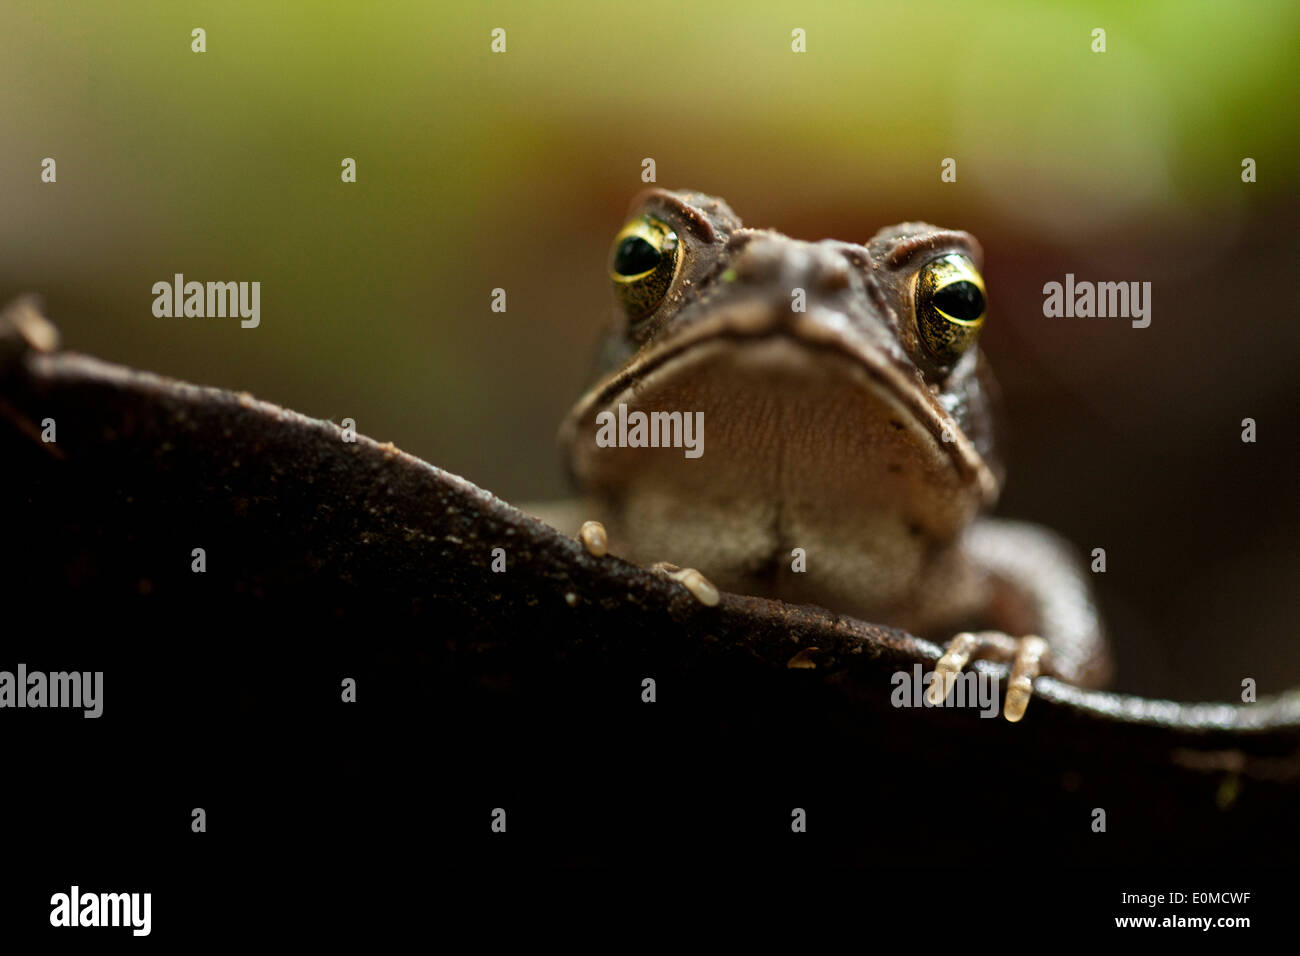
[576,521,720,607]
[928,631,1048,722]
[578,519,608,557]
[650,561,720,607]
[1002,635,1048,722]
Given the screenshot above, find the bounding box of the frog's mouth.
[561,302,999,522]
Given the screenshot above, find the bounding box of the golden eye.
[915,254,986,365]
[610,215,679,320]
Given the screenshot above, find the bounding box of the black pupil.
[933,281,984,321]
[613,236,661,276]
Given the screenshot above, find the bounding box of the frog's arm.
[961,517,1112,689]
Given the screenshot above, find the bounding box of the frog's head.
[559,189,1002,604]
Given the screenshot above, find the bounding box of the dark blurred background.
[3,1,1297,699]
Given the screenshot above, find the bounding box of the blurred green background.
[3,1,1298,696]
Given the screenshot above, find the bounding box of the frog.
[531,188,1111,721]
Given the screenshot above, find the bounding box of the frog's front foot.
[576,520,720,607]
[648,561,721,607]
[927,631,1049,722]
[578,519,608,557]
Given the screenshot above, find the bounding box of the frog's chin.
[563,304,998,515]
[560,338,990,571]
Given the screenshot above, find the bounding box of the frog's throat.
[562,305,999,506]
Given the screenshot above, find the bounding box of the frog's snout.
[724,234,858,296]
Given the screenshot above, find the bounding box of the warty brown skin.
[539,189,1110,690]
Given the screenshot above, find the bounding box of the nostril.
[725,230,760,253]
[722,235,859,295]
[835,244,871,272]
[729,239,786,281]
[816,258,851,292]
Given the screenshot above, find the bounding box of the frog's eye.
[915,254,986,365]
[610,215,680,321]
